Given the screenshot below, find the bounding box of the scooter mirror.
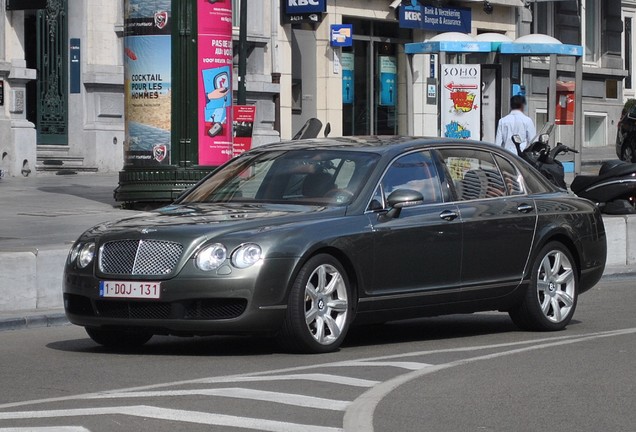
[511,135,523,146]
[539,133,550,144]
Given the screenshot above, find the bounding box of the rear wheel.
[509,242,578,331]
[85,328,152,349]
[279,254,353,353]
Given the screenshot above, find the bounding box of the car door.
[438,147,537,298]
[366,150,462,304]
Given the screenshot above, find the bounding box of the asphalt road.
[0,276,634,432]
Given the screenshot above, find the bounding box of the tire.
[279,254,354,354]
[509,242,578,331]
[85,327,152,349]
[621,143,636,163]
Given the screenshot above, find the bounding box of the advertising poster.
[233,105,256,155]
[379,56,397,107]
[341,53,354,105]
[123,0,172,166]
[198,0,233,166]
[440,64,481,140]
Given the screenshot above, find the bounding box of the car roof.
[253,136,495,155]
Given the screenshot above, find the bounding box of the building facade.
[522,0,626,148]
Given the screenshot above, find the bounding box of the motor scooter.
[512,134,636,215]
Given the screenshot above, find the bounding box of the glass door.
[375,42,398,135]
[342,40,371,136]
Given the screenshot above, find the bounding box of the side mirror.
[511,135,523,146]
[379,189,424,221]
[538,133,550,144]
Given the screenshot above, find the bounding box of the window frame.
[582,0,602,66]
[365,149,447,213]
[435,147,532,203]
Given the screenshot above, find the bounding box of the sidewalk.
[0,172,140,313]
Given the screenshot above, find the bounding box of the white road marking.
[0,428,91,432]
[329,361,432,371]
[1,328,633,411]
[197,373,379,388]
[87,387,349,411]
[343,327,636,432]
[0,406,343,432]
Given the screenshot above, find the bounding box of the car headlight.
[231,243,262,269]
[77,242,95,268]
[196,243,227,271]
[68,243,82,265]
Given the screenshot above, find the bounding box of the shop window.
[584,114,607,148]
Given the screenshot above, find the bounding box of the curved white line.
[343,327,636,432]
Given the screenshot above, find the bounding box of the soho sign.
[443,66,479,77]
[285,0,326,14]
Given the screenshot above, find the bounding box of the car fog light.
[68,243,82,265]
[232,243,262,269]
[196,243,227,271]
[77,242,95,268]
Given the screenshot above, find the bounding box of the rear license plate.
[99,281,161,299]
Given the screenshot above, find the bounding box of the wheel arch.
[532,231,582,280]
[287,245,361,310]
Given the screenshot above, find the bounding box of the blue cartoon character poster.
[203,65,231,138]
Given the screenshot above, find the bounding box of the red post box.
[555,81,576,126]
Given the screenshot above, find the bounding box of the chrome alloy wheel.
[537,250,576,323]
[304,264,349,345]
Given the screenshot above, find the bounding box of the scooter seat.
[571,160,636,194]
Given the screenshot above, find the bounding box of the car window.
[438,149,506,201]
[372,151,443,210]
[494,155,525,196]
[182,150,380,206]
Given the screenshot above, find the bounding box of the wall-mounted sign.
[233,105,257,156]
[379,56,397,107]
[426,78,437,105]
[70,39,81,94]
[331,24,353,47]
[341,52,354,105]
[285,0,326,14]
[399,1,471,33]
[0,81,4,107]
[440,64,481,140]
[6,0,47,10]
[123,0,173,167]
[198,0,234,166]
[282,13,324,24]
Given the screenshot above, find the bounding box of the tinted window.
[182,150,379,206]
[373,151,443,209]
[494,155,525,196]
[439,149,506,201]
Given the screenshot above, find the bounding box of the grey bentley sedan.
[64,137,607,353]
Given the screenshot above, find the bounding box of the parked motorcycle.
[512,134,636,215]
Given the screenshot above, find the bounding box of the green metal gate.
[36,0,68,145]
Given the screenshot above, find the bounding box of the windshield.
[181,150,380,206]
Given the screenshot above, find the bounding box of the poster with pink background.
[198,0,234,166]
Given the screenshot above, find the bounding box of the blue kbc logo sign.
[286,0,326,14]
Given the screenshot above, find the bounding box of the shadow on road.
[38,184,119,207]
[43,313,553,357]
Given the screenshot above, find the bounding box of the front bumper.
[63,257,298,335]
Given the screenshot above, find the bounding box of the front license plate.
[99,281,161,299]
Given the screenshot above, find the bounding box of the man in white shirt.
[495,96,536,154]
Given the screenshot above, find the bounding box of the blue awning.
[498,43,583,57]
[405,40,494,54]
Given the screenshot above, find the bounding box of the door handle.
[517,203,534,214]
[440,210,459,222]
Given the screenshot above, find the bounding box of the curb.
[0,312,68,332]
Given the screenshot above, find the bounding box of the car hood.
[83,202,345,242]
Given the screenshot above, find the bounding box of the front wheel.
[279,254,353,353]
[85,328,153,349]
[509,242,578,331]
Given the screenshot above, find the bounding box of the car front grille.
[99,240,184,276]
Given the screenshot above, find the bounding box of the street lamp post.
[237,0,248,105]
